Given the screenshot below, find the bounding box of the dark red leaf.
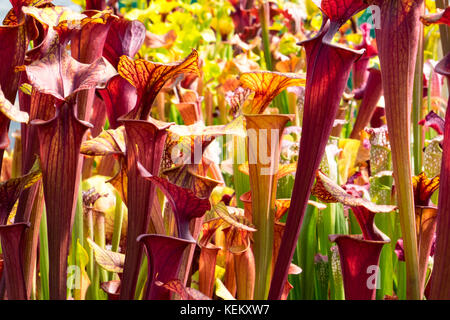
[20,42,108,102]
[0,19,27,103]
[329,234,389,300]
[137,234,195,300]
[138,162,212,241]
[31,103,92,299]
[86,0,107,10]
[88,95,107,138]
[0,222,29,300]
[98,75,137,129]
[317,0,368,35]
[269,20,364,299]
[430,53,450,299]
[101,280,121,300]
[350,68,383,139]
[103,18,146,68]
[118,117,172,300]
[62,10,115,120]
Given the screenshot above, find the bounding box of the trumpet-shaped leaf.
[64,10,116,120]
[119,117,172,299]
[0,10,27,104]
[198,244,220,298]
[269,23,363,299]
[269,20,364,299]
[429,53,450,299]
[118,50,199,120]
[103,17,146,68]
[138,163,211,241]
[315,0,368,27]
[20,43,108,102]
[0,0,34,168]
[99,75,137,129]
[57,10,114,63]
[137,234,195,300]
[234,244,255,300]
[101,280,121,300]
[245,113,293,299]
[163,122,226,170]
[31,103,92,299]
[217,205,256,300]
[373,0,425,299]
[239,71,305,114]
[226,86,252,117]
[329,234,390,300]
[281,264,303,300]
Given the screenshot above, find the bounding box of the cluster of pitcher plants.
[0,0,449,300]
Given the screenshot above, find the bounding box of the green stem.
[94,211,109,283]
[232,136,249,209]
[39,206,49,300]
[84,209,98,300]
[413,23,424,175]
[259,0,272,71]
[292,201,317,300]
[111,190,124,253]
[134,257,148,300]
[72,187,84,262]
